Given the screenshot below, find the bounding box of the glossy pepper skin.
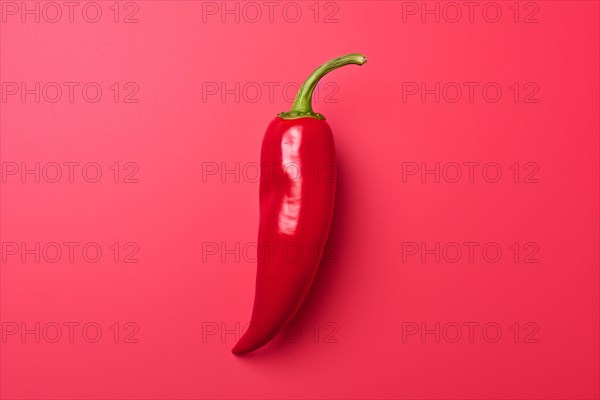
[232,54,366,355]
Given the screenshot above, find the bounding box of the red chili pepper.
[232,54,367,355]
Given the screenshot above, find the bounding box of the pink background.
[1,1,599,399]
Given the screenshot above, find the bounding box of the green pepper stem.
[278,53,367,120]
